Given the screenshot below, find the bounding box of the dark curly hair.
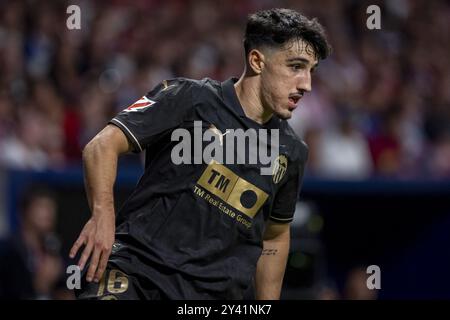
[244,8,331,60]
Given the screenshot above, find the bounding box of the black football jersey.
[108,77,308,299]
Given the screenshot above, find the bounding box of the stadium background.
[0,0,449,299]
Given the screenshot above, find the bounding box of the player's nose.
[297,73,312,93]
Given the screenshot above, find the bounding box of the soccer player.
[70,8,330,300]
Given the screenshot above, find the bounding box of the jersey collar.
[221,77,246,118]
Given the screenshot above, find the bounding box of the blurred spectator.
[0,107,49,170]
[316,280,340,300]
[343,266,378,300]
[0,187,74,299]
[314,111,373,179]
[428,131,450,178]
[368,109,403,177]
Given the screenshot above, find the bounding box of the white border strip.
[269,215,293,222]
[111,118,143,152]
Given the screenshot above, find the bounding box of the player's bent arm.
[82,124,131,212]
[70,124,132,283]
[254,221,290,300]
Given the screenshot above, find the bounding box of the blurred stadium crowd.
[0,0,449,178]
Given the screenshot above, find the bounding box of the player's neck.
[234,75,273,125]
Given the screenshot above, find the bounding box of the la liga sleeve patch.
[124,96,156,112]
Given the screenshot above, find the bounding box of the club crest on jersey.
[124,96,155,112]
[272,155,288,184]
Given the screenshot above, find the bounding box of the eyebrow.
[286,57,319,68]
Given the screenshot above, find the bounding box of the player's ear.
[248,49,265,74]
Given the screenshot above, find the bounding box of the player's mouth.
[288,93,303,109]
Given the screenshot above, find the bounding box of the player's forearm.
[254,233,290,300]
[82,137,119,216]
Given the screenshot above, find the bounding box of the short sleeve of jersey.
[269,146,309,224]
[109,79,194,152]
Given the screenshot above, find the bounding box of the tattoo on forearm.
[262,249,278,256]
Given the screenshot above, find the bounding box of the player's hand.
[69,211,115,283]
